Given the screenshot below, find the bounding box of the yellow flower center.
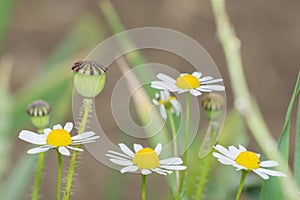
[176,74,200,89]
[158,96,176,109]
[46,129,72,147]
[133,147,160,169]
[236,151,260,170]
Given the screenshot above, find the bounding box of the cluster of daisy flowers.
[17,63,288,200]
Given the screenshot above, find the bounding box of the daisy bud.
[26,100,52,129]
[201,93,224,120]
[72,60,107,98]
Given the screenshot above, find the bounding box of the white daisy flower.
[106,143,187,175]
[152,90,181,119]
[151,72,225,96]
[213,144,286,180]
[18,122,99,156]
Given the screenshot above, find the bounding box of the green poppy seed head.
[72,60,107,98]
[26,100,51,129]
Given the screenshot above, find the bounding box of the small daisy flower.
[152,90,181,119]
[18,122,99,156]
[106,143,187,175]
[151,72,225,96]
[213,144,286,179]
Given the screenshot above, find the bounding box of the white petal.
[44,128,52,136]
[213,152,237,166]
[109,159,133,166]
[120,165,139,173]
[27,146,50,154]
[58,147,71,156]
[154,143,162,156]
[19,130,47,145]
[72,135,99,143]
[152,99,159,105]
[134,144,143,152]
[213,145,236,160]
[228,146,241,158]
[161,90,170,101]
[155,93,159,99]
[170,100,181,116]
[66,146,84,152]
[197,87,212,92]
[260,160,279,168]
[201,78,223,84]
[119,143,134,157]
[159,157,183,165]
[199,76,213,82]
[151,168,167,175]
[64,122,73,132]
[200,85,225,91]
[253,169,270,179]
[107,150,132,159]
[154,168,173,174]
[189,89,202,96]
[192,71,202,78]
[159,165,187,170]
[53,124,63,130]
[177,89,188,94]
[151,81,178,91]
[256,168,286,177]
[106,154,129,160]
[141,169,152,175]
[160,105,167,119]
[72,131,96,140]
[157,73,176,84]
[238,145,247,152]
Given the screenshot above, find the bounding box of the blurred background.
[1,0,300,199]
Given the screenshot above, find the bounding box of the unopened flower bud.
[72,60,107,98]
[201,93,224,120]
[26,100,52,129]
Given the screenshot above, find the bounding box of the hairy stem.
[57,151,62,200]
[177,92,190,199]
[31,128,45,200]
[167,109,180,189]
[63,98,92,200]
[195,121,218,200]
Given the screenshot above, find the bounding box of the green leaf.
[260,71,300,200]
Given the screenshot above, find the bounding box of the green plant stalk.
[63,98,92,200]
[235,170,247,200]
[195,121,218,200]
[177,93,191,199]
[195,151,213,200]
[31,129,45,200]
[210,0,299,199]
[295,95,300,188]
[142,175,147,200]
[57,151,62,200]
[167,109,180,189]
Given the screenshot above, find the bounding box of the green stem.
[31,128,45,200]
[195,151,213,200]
[142,175,147,200]
[57,151,62,200]
[63,98,92,200]
[235,171,247,200]
[195,121,219,199]
[177,92,191,199]
[167,109,180,189]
